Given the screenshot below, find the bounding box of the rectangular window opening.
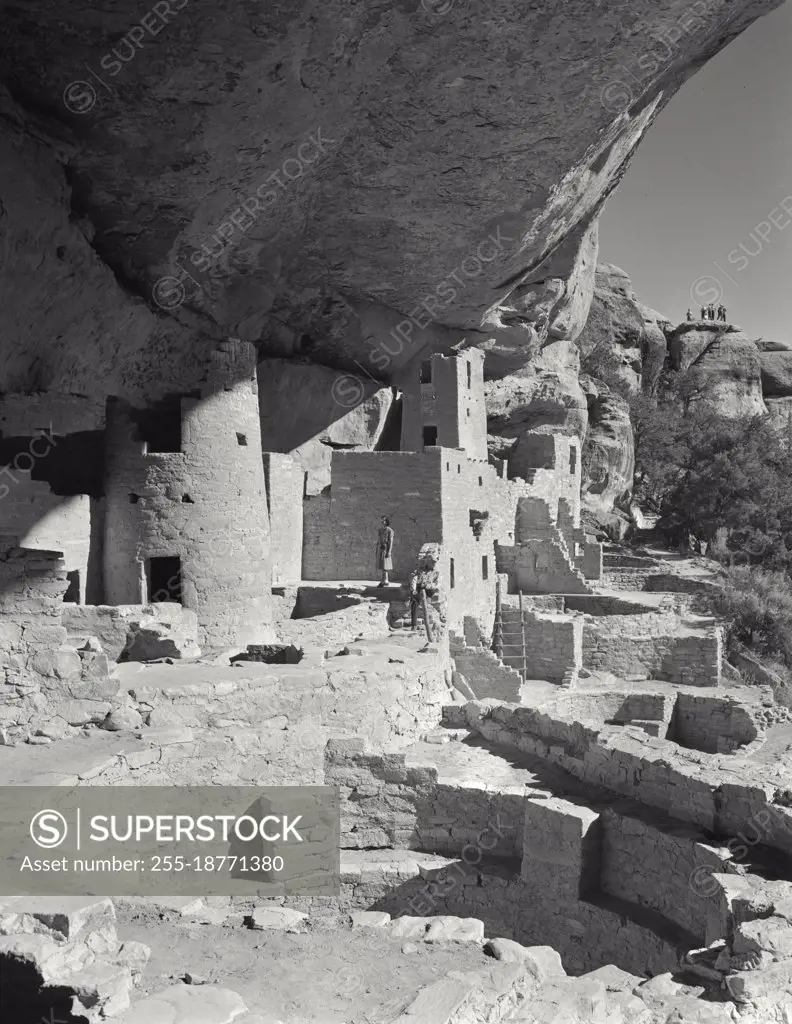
[420,360,433,384]
[423,425,438,447]
[569,445,577,474]
[147,556,182,604]
[449,557,455,589]
[467,362,472,389]
[482,556,489,580]
[137,402,181,454]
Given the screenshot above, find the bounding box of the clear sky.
[600,1,792,340]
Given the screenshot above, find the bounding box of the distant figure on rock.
[718,304,727,322]
[409,543,446,640]
[376,516,394,587]
[686,308,693,321]
[700,306,706,320]
[707,303,716,321]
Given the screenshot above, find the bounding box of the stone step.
[112,984,248,1024]
[420,728,470,744]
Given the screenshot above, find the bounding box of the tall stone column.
[104,339,272,647]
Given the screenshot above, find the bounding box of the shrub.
[710,566,792,667]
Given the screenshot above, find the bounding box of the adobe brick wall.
[103,340,272,648]
[263,452,304,584]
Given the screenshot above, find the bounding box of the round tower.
[104,339,272,647]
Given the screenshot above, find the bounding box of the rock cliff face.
[576,263,668,395]
[579,375,635,516]
[668,323,768,418]
[0,0,782,400]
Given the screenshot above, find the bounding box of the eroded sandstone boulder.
[668,324,767,418]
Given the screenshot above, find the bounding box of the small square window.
[236,433,248,446]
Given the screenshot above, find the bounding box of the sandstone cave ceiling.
[0,0,783,401]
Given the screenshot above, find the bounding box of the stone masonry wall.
[600,807,730,947]
[0,478,91,602]
[458,702,792,858]
[103,340,272,647]
[398,350,487,460]
[325,739,524,859]
[450,633,522,702]
[324,450,444,581]
[510,433,581,525]
[499,606,582,684]
[110,649,452,786]
[302,490,332,580]
[263,452,304,584]
[0,543,119,739]
[497,539,591,594]
[582,613,722,686]
[671,692,759,753]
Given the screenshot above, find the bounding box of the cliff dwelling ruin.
[2,1,792,1022]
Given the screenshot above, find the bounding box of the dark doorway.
[420,360,433,384]
[423,425,438,447]
[147,556,182,603]
[63,570,80,603]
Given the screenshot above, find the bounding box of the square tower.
[397,349,487,459]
